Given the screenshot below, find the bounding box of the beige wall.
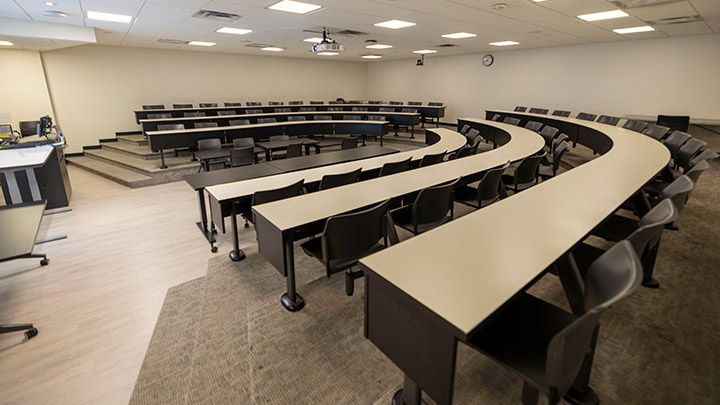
[366,34,720,123]
[0,49,54,133]
[39,45,368,153]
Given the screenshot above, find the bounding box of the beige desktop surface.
[146,120,387,136]
[359,115,670,335]
[139,111,419,124]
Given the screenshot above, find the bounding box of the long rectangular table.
[359,113,670,405]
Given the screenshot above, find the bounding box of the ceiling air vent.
[192,10,243,22]
[158,39,190,45]
[245,43,273,48]
[437,44,458,48]
[609,0,685,8]
[648,15,703,25]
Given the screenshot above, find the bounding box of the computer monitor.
[19,121,39,137]
[0,124,12,135]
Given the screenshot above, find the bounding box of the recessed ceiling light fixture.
[317,51,338,55]
[45,1,56,6]
[87,10,133,23]
[366,44,392,49]
[374,20,416,29]
[216,27,253,35]
[189,41,216,46]
[261,47,285,52]
[268,0,322,15]
[413,49,437,54]
[0,40,13,46]
[532,0,548,2]
[362,55,382,59]
[613,25,655,34]
[489,40,519,46]
[577,10,628,21]
[441,32,477,39]
[303,37,323,43]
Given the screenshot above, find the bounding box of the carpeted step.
[66,156,155,188]
[117,134,149,146]
[102,142,164,161]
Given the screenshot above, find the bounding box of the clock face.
[483,54,494,66]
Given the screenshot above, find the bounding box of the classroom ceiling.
[0,0,718,61]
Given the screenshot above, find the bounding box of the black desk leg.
[410,125,415,139]
[228,203,246,262]
[195,189,217,252]
[394,125,399,136]
[265,149,272,161]
[304,145,312,155]
[204,159,210,172]
[393,376,426,405]
[159,149,167,169]
[380,134,383,147]
[280,234,305,311]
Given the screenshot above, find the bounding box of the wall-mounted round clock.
[482,54,494,66]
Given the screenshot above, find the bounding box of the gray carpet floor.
[131,142,720,405]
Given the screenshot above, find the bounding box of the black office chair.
[468,240,642,405]
[348,100,363,104]
[268,101,284,105]
[367,115,386,121]
[657,115,689,133]
[529,107,549,114]
[173,103,193,108]
[552,110,571,117]
[275,107,292,113]
[525,121,544,132]
[392,178,459,235]
[675,138,706,171]
[328,107,344,112]
[19,121,39,137]
[342,137,359,149]
[229,147,255,168]
[244,179,305,225]
[196,138,225,172]
[184,112,206,117]
[379,158,412,177]
[502,117,521,126]
[539,141,569,179]
[352,107,368,112]
[142,104,165,110]
[257,118,277,124]
[233,137,262,163]
[575,112,597,121]
[389,101,404,105]
[229,119,251,126]
[247,109,264,114]
[157,124,184,131]
[300,199,392,295]
[368,100,383,104]
[490,114,501,122]
[642,124,671,140]
[502,153,546,195]
[199,103,217,108]
[147,113,172,119]
[450,145,473,160]
[419,151,447,167]
[634,175,694,232]
[224,102,243,107]
[688,149,719,170]
[514,106,528,112]
[538,126,560,149]
[407,101,422,106]
[194,122,218,128]
[319,168,362,191]
[343,115,361,120]
[285,142,303,159]
[289,101,303,105]
[622,120,648,133]
[464,128,480,144]
[596,115,620,126]
[313,115,332,120]
[309,101,325,104]
[428,102,443,106]
[299,107,316,112]
[246,101,262,106]
[454,162,509,209]
[662,131,692,161]
[458,124,471,135]
[287,116,306,122]
[217,110,237,116]
[269,135,289,142]
[401,108,418,113]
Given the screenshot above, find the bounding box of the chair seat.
[468,293,577,391]
[300,237,384,274]
[502,174,536,192]
[591,215,639,242]
[314,139,343,152]
[391,206,452,234]
[571,242,606,277]
[453,185,500,209]
[538,165,555,178]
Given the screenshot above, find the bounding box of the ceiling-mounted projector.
[311,27,344,53]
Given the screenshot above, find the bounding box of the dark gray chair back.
[539,126,560,148]
[428,102,443,106]
[513,153,546,187]
[627,199,678,273]
[268,101,284,105]
[642,125,670,140]
[367,115,386,121]
[320,199,391,265]
[549,141,570,175]
[408,179,459,233]
[502,117,521,126]
[287,116,306,121]
[529,107,549,114]
[597,115,620,126]
[269,135,289,141]
[299,107,316,112]
[275,107,292,113]
[147,113,172,119]
[173,103,192,108]
[659,175,694,214]
[286,142,303,158]
[514,106,528,112]
[314,115,332,120]
[252,179,304,209]
[184,112,205,117]
[368,100,383,104]
[246,101,262,106]
[576,112,597,121]
[490,114,501,122]
[552,110,571,117]
[233,138,254,148]
[309,101,324,104]
[453,146,473,160]
[402,108,418,113]
[289,101,303,105]
[230,147,254,167]
[689,149,718,168]
[342,137,359,149]
[224,102,243,107]
[199,103,217,108]
[194,122,218,128]
[142,104,165,110]
[157,124,184,131]
[663,131,692,160]
[352,107,368,111]
[676,138,707,171]
[685,160,710,184]
[197,138,221,151]
[343,115,361,120]
[379,157,412,177]
[246,109,263,114]
[419,151,447,167]
[379,108,394,113]
[319,168,362,190]
[525,121,543,132]
[229,119,251,126]
[217,110,236,116]
[257,118,277,124]
[408,101,422,106]
[657,115,689,133]
[477,162,510,205]
[466,128,480,145]
[622,119,648,133]
[388,101,403,105]
[348,100,362,104]
[328,107,344,111]
[459,124,471,135]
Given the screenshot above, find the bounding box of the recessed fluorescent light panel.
[366,44,392,49]
[317,52,338,55]
[216,27,253,35]
[189,41,216,46]
[613,25,655,34]
[489,40,519,46]
[413,49,437,54]
[45,1,56,5]
[268,0,322,15]
[577,10,628,21]
[303,37,323,43]
[261,47,285,52]
[362,55,382,59]
[374,20,416,29]
[441,32,477,39]
[87,10,133,23]
[532,0,548,2]
[0,40,13,46]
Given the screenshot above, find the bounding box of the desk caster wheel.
[40,258,49,266]
[211,246,218,253]
[244,223,250,229]
[25,327,39,340]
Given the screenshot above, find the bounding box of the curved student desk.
[243,121,544,312]
[139,111,421,136]
[359,114,670,405]
[146,120,389,168]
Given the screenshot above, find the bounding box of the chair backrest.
[321,199,391,265]
[552,110,571,117]
[269,135,289,141]
[299,107,316,112]
[688,149,718,169]
[173,103,193,108]
[662,130,692,160]
[684,160,710,184]
[352,107,368,111]
[459,124,471,135]
[538,126,560,147]
[342,137,359,149]
[328,107,344,111]
[257,118,277,124]
[368,100,383,104]
[622,119,648,133]
[627,199,678,262]
[286,142,303,158]
[343,115,361,120]
[657,115,689,133]
[309,100,324,104]
[314,115,333,120]
[502,117,521,126]
[252,179,305,207]
[287,116,306,121]
[147,113,172,119]
[275,107,292,113]
[676,138,707,171]
[410,179,460,231]
[367,115,386,121]
[142,104,165,110]
[389,101,404,105]
[199,103,217,108]
[246,109,264,114]
[289,101,303,105]
[348,100,362,104]
[514,106,528,112]
[491,114,501,122]
[194,122,218,128]
[184,112,206,117]
[465,128,480,145]
[319,168,362,190]
[428,102,443,106]
[379,107,394,112]
[524,121,543,132]
[576,112,597,121]
[268,101,284,105]
[642,124,671,140]
[233,137,254,148]
[513,153,546,186]
[550,141,570,174]
[477,162,510,204]
[217,110,236,116]
[545,241,641,400]
[246,101,262,106]
[551,133,569,152]
[230,147,254,167]
[157,124,184,131]
[453,145,473,160]
[408,101,422,106]
[224,102,243,107]
[229,119,251,126]
[402,108,418,113]
[419,151,447,167]
[658,175,694,214]
[19,121,39,136]
[197,138,221,151]
[379,157,412,177]
[529,107,549,114]
[596,115,620,126]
